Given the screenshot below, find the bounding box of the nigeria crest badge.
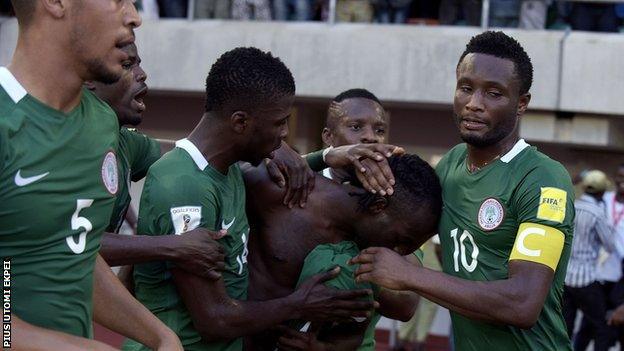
[478,198,504,231]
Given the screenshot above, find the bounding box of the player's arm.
[92,254,182,350]
[171,267,376,342]
[376,254,420,322]
[351,247,554,329]
[353,172,574,329]
[100,227,226,280]
[12,315,117,351]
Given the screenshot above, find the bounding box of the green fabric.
[0,86,119,338]
[107,128,160,232]
[412,248,424,264]
[435,143,574,351]
[123,145,250,351]
[295,241,379,350]
[305,149,327,172]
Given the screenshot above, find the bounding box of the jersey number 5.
[66,199,94,254]
[450,228,479,272]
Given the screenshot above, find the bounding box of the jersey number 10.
[450,228,479,273]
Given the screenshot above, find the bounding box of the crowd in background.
[562,167,624,351]
[1,0,623,31]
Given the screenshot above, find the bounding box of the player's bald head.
[11,0,37,26]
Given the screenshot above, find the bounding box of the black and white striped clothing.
[565,195,617,288]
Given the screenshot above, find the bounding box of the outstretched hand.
[349,247,413,291]
[266,141,316,208]
[173,227,227,280]
[324,144,404,195]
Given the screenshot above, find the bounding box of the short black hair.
[11,0,35,25]
[333,88,381,105]
[458,31,533,95]
[355,154,442,223]
[205,47,295,115]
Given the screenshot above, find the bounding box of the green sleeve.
[412,248,424,265]
[137,171,218,238]
[120,128,161,182]
[304,149,327,172]
[511,161,575,232]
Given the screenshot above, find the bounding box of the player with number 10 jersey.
[436,140,575,350]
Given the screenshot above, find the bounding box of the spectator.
[194,0,232,19]
[232,0,272,20]
[563,170,617,351]
[577,164,624,350]
[519,0,551,29]
[569,2,619,32]
[273,0,313,20]
[438,0,482,26]
[336,0,374,22]
[374,0,413,24]
[489,0,521,27]
[157,0,188,17]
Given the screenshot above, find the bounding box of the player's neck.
[318,181,363,240]
[466,132,519,172]
[9,32,83,113]
[188,114,239,174]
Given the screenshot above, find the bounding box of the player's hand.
[170,227,227,280]
[266,141,316,208]
[291,267,378,322]
[350,247,412,291]
[324,144,404,196]
[609,304,624,326]
[275,325,326,351]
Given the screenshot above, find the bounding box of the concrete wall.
[1,19,623,115]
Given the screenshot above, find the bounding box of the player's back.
[0,67,119,337]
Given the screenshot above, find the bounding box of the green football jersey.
[295,241,379,350]
[0,67,119,337]
[123,138,249,351]
[107,128,160,233]
[435,140,574,351]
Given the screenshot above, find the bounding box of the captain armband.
[509,222,565,271]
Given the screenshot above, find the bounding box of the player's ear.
[42,0,68,19]
[321,127,333,147]
[231,111,250,134]
[368,195,388,214]
[517,93,531,117]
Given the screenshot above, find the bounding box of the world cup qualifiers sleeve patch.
[509,223,565,271]
[170,206,202,234]
[536,187,567,224]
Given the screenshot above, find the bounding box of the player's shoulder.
[118,127,155,150]
[515,146,573,190]
[436,143,467,177]
[81,88,119,127]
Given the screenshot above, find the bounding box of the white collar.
[500,139,530,163]
[175,138,209,171]
[0,67,27,103]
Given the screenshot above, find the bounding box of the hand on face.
[324,143,404,195]
[349,247,412,291]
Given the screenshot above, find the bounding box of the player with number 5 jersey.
[0,68,119,338]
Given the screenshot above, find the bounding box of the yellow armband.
[509,222,565,271]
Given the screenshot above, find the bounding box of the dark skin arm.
[92,255,182,350]
[171,267,376,342]
[351,247,554,329]
[100,227,227,280]
[266,141,316,209]
[375,254,420,322]
[12,315,118,351]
